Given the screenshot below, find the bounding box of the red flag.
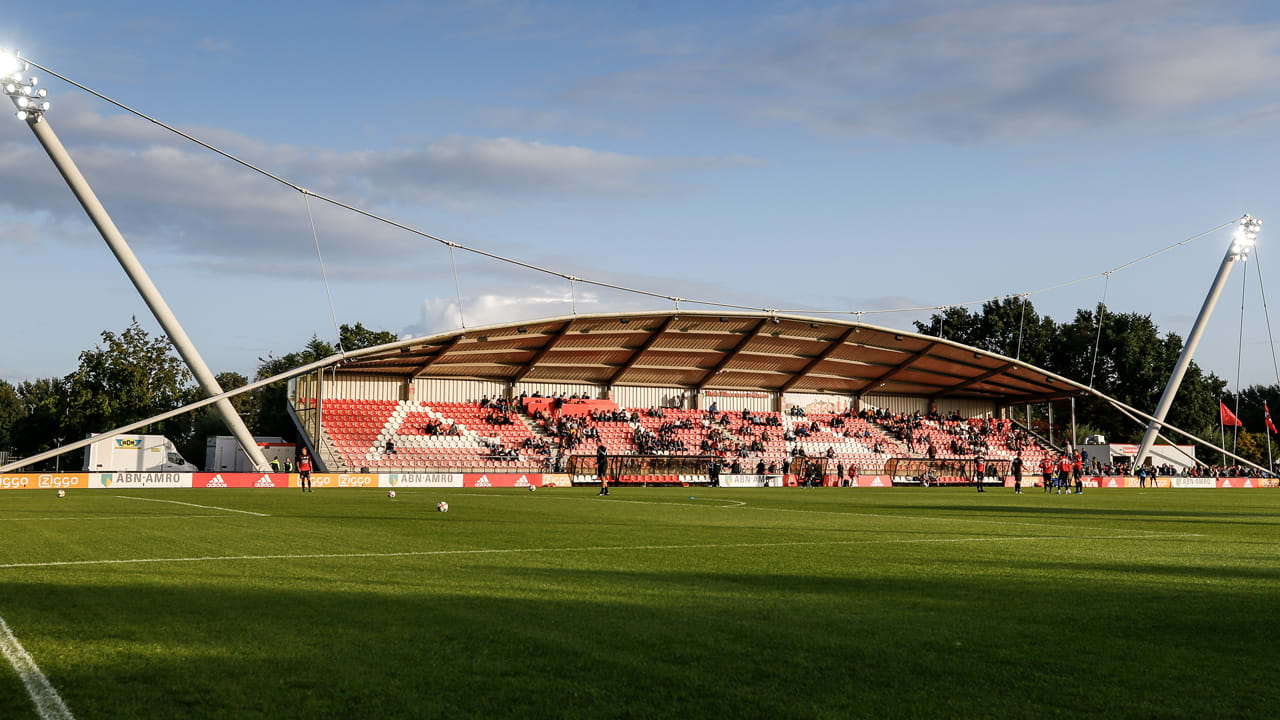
[1220,401,1244,428]
[1266,402,1278,435]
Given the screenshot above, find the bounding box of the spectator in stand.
[385,439,397,455]
[756,459,766,475]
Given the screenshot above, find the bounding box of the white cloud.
[408,286,608,336]
[0,96,746,267]
[568,1,1280,142]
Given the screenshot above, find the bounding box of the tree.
[917,301,1228,446]
[62,319,198,462]
[0,379,21,452]
[180,371,250,465]
[252,336,336,440]
[9,378,69,467]
[339,322,399,351]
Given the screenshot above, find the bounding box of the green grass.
[0,487,1277,719]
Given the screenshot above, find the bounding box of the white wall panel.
[514,381,603,398]
[413,378,508,403]
[860,394,928,415]
[782,392,853,415]
[698,390,776,412]
[934,398,996,418]
[612,386,689,409]
[324,375,401,401]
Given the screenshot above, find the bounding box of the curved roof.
[336,311,1080,403]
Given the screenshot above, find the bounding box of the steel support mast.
[1135,216,1261,468]
[2,54,270,471]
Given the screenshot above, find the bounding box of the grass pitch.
[0,487,1277,719]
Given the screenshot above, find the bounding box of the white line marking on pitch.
[0,533,1204,570]
[0,514,245,523]
[114,495,270,517]
[468,493,747,509]
[0,614,75,720]
[468,493,1196,537]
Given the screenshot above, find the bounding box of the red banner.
[1220,401,1244,428]
[462,473,541,488]
[193,473,289,488]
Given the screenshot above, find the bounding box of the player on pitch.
[298,447,313,493]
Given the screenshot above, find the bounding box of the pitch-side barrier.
[1,472,1275,490]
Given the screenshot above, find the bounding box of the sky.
[2,0,1280,391]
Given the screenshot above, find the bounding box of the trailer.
[205,436,295,472]
[83,434,199,472]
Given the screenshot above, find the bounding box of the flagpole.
[1267,403,1274,475]
[1220,408,1227,467]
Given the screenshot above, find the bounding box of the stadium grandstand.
[286,310,1073,483]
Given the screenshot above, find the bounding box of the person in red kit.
[298,447,313,493]
[1040,455,1054,494]
[1057,454,1072,495]
[1072,451,1084,494]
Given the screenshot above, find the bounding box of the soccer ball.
[528,484,536,492]
[57,489,66,498]
[387,490,397,499]
[437,501,449,513]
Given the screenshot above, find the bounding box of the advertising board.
[541,473,573,488]
[289,473,376,489]
[0,473,93,490]
[462,473,541,488]
[193,473,288,488]
[97,472,192,489]
[381,473,464,489]
[718,474,782,488]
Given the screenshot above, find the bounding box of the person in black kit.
[975,454,986,492]
[596,442,610,496]
[1011,453,1023,495]
[708,458,721,487]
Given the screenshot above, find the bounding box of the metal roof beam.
[694,319,771,389]
[779,327,859,392]
[511,321,574,383]
[608,315,681,385]
[858,341,939,391]
[409,335,465,378]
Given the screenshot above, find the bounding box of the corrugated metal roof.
[331,311,1079,401]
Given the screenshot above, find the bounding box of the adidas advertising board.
[380,473,463,489]
[193,473,287,488]
[462,473,542,488]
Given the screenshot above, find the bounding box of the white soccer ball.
[528,484,536,492]
[437,500,449,513]
[387,490,397,499]
[57,489,66,498]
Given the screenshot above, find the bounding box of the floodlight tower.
[1,50,270,472]
[1135,215,1262,468]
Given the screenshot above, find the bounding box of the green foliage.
[918,301,1229,445]
[0,379,21,451]
[338,322,399,351]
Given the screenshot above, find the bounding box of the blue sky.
[3,0,1280,392]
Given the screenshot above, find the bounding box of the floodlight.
[14,109,25,120]
[0,50,18,76]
